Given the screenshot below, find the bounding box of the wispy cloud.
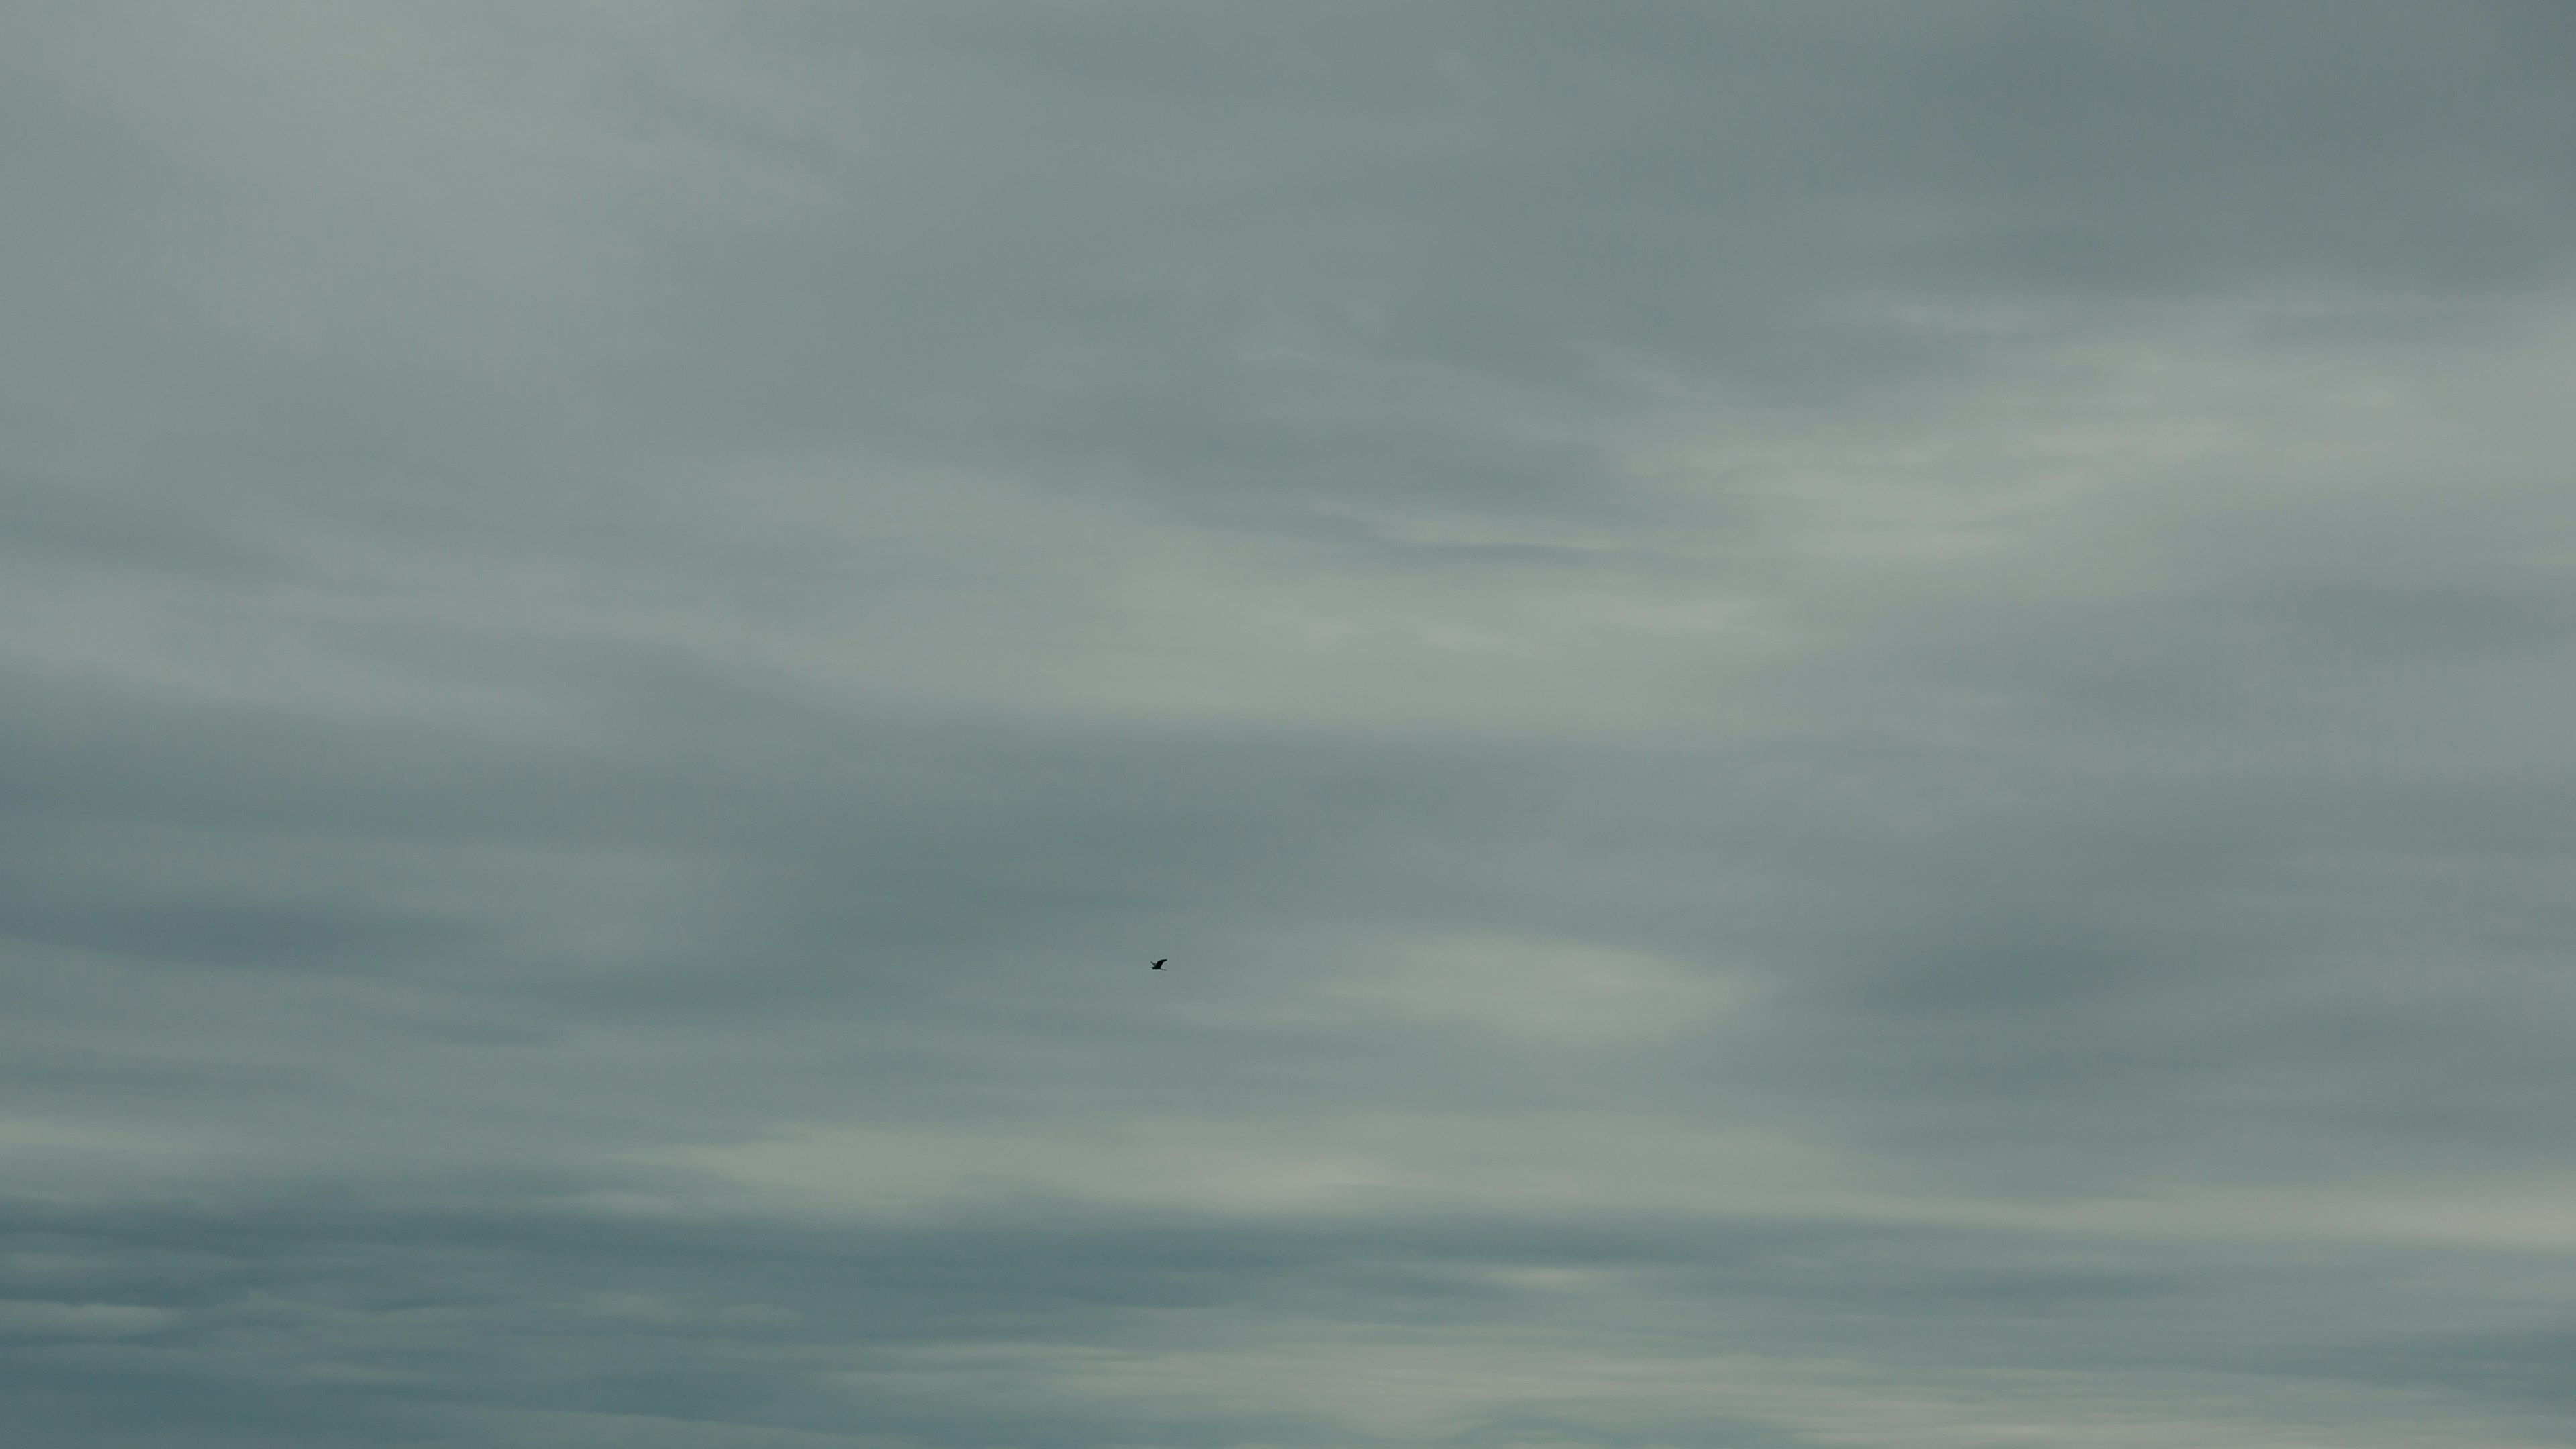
[7,2,2576,1444]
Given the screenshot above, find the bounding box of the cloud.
[6,1,2576,1444]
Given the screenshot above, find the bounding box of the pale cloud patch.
[0,1300,179,1338]
[1338,932,1740,1042]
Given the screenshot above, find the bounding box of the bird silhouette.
[1150,959,1166,970]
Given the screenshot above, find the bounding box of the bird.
[1150,959,1166,970]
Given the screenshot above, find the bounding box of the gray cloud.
[8,1,2576,1444]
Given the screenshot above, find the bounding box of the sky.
[6,3,2576,1445]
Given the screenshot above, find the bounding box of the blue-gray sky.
[8,3,2576,1445]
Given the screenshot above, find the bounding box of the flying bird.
[1150,959,1166,970]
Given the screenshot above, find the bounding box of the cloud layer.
[7,3,2576,1444]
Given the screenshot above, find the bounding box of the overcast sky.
[7,3,2576,1446]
